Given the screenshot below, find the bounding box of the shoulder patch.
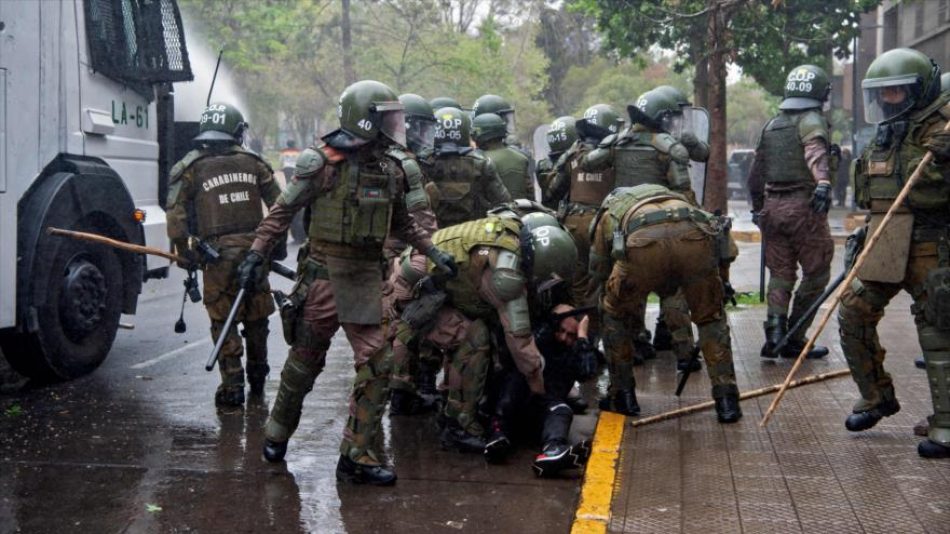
[651,133,677,154]
[295,147,328,179]
[169,149,205,183]
[598,133,618,149]
[797,110,829,143]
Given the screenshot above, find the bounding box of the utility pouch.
[925,267,950,331]
[611,229,626,261]
[400,277,447,331]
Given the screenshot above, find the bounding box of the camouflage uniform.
[590,185,740,421]
[388,217,547,445]
[166,144,280,403]
[250,140,436,467]
[424,146,512,227]
[748,108,834,357]
[479,138,534,200]
[841,89,950,456]
[583,123,697,364]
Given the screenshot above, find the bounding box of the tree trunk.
[704,0,729,215]
[691,27,709,108]
[341,0,355,85]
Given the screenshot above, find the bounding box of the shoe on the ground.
[335,455,397,485]
[532,441,574,477]
[782,339,829,359]
[598,389,640,416]
[715,394,742,424]
[676,358,702,373]
[914,357,926,370]
[917,439,950,459]
[440,422,486,453]
[262,439,288,463]
[633,340,656,363]
[913,415,933,437]
[845,398,901,432]
[484,419,511,464]
[652,319,673,352]
[390,389,432,416]
[215,386,245,407]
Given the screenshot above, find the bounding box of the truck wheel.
[7,234,123,379]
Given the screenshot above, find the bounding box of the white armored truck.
[0,0,194,379]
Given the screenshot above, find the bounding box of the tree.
[572,0,881,213]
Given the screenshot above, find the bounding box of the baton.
[675,347,702,396]
[770,269,846,357]
[206,288,246,371]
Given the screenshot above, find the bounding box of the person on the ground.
[166,102,282,408]
[839,48,950,459]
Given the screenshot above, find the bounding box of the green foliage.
[571,0,881,97]
[726,76,780,147]
[4,403,22,417]
[179,0,550,150]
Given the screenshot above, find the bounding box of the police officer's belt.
[624,206,711,235]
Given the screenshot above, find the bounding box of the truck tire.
[4,227,123,379]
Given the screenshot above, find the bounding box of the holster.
[279,257,327,345]
[399,276,448,331]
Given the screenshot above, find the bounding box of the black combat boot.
[484,418,511,464]
[215,385,245,407]
[652,317,673,352]
[532,440,574,477]
[782,338,829,359]
[918,439,950,459]
[335,455,397,486]
[760,314,787,358]
[713,385,742,424]
[845,397,901,432]
[262,439,288,463]
[389,389,427,416]
[598,389,640,416]
[247,363,269,396]
[440,420,486,453]
[633,339,656,365]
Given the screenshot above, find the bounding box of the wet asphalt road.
[0,245,596,534]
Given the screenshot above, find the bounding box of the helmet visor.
[406,116,436,153]
[501,111,516,136]
[661,112,685,136]
[378,108,407,147]
[862,75,921,123]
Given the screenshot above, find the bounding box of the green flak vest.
[190,151,267,238]
[611,132,669,188]
[759,112,811,185]
[485,146,530,199]
[428,153,486,227]
[429,216,522,318]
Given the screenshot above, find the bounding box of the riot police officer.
[590,184,741,423]
[748,64,835,360]
[166,102,281,407]
[840,48,950,459]
[426,107,511,227]
[537,115,577,199]
[472,112,533,200]
[238,80,455,484]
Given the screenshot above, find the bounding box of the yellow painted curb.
[731,229,761,243]
[571,411,625,534]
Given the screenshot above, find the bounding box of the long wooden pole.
[631,368,851,428]
[759,119,950,427]
[47,227,184,263]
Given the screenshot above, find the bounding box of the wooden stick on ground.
[631,368,851,428]
[759,119,950,428]
[47,227,185,263]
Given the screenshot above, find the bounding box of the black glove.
[573,338,600,381]
[809,182,832,214]
[426,246,458,278]
[271,233,288,262]
[923,130,950,162]
[679,131,700,149]
[722,280,737,307]
[237,251,267,292]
